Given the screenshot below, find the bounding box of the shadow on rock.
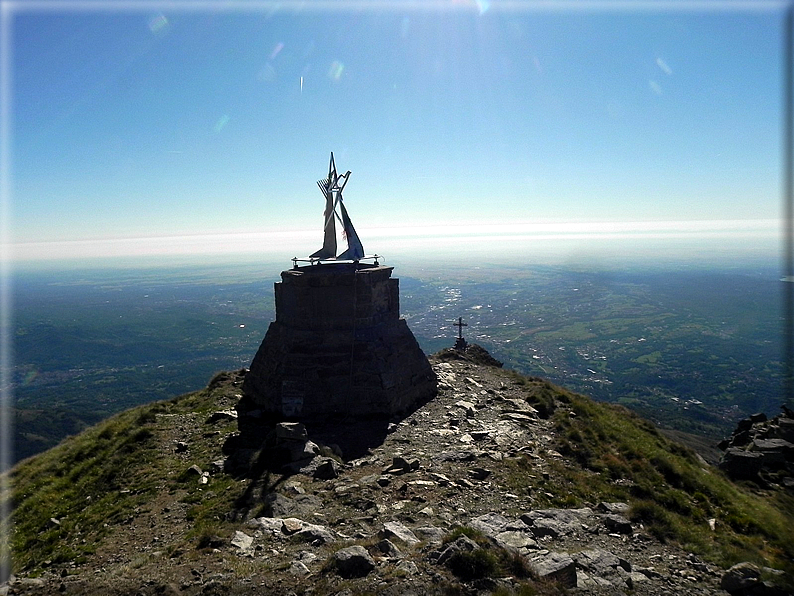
[219,391,415,521]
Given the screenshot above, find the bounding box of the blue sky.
[5,1,786,262]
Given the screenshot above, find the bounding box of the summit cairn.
[242,154,437,420]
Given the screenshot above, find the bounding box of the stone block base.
[243,263,437,418]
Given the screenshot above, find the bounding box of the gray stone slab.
[380,521,420,545]
[470,512,509,537]
[531,552,577,588]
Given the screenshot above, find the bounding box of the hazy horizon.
[8,217,782,269]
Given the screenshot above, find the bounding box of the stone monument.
[242,154,437,419]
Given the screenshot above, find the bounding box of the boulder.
[521,508,593,535]
[751,439,794,466]
[246,517,283,534]
[576,570,614,589]
[383,456,420,475]
[470,430,491,441]
[313,458,340,480]
[736,418,755,432]
[281,518,304,534]
[468,467,492,481]
[376,539,403,558]
[286,440,320,464]
[332,545,376,578]
[379,521,420,546]
[295,523,335,545]
[455,401,477,417]
[521,508,594,538]
[296,550,318,565]
[494,530,538,551]
[635,567,664,580]
[414,525,445,546]
[528,518,565,538]
[274,422,308,442]
[206,410,238,424]
[777,418,794,442]
[185,465,203,477]
[573,548,630,576]
[469,512,509,537]
[601,514,633,535]
[628,571,652,586]
[719,410,794,486]
[596,502,630,515]
[435,535,480,566]
[530,551,577,588]
[719,448,764,479]
[396,560,419,575]
[263,493,295,518]
[289,561,310,576]
[721,562,761,594]
[263,492,321,519]
[230,531,253,552]
[246,515,334,544]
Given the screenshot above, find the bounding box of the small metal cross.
[454,317,468,339]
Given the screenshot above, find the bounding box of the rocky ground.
[2,353,784,595]
[717,407,794,488]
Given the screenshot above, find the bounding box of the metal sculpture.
[310,152,365,261]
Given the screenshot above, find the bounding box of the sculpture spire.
[308,152,364,262]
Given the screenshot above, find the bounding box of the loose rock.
[721,562,761,594]
[230,531,252,552]
[332,545,376,579]
[379,521,420,546]
[530,551,577,588]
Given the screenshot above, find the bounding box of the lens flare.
[148,13,168,34]
[214,114,230,132]
[328,60,344,82]
[270,42,284,60]
[656,57,673,75]
[22,370,38,387]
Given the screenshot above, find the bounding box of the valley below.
[10,260,785,464]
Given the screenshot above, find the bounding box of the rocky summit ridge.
[3,348,793,595]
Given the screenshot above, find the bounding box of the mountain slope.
[3,355,792,595]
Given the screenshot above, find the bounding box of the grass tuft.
[442,526,535,583]
[447,548,498,581]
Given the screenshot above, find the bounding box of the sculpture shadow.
[223,390,435,520]
[234,388,436,461]
[301,414,392,460]
[234,393,420,462]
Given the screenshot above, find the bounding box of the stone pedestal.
[243,263,437,418]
